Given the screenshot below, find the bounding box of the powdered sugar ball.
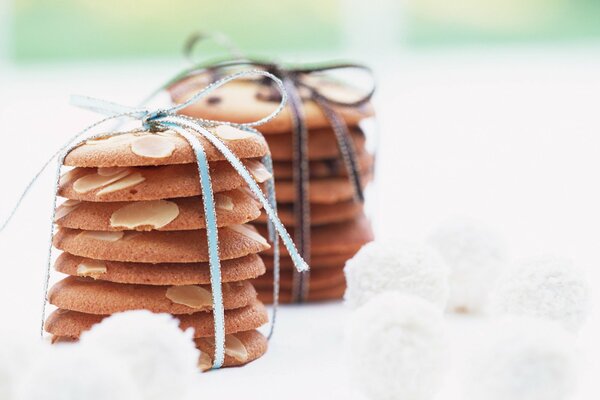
[0,332,44,400]
[344,240,449,310]
[490,256,589,332]
[428,218,508,313]
[15,344,141,400]
[463,316,576,400]
[80,311,200,400]
[345,292,447,400]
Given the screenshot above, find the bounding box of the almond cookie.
[53,226,270,263]
[55,189,262,231]
[48,276,257,314]
[170,78,374,135]
[266,127,366,161]
[252,267,345,291]
[254,200,363,227]
[64,128,269,168]
[262,251,359,270]
[58,159,271,202]
[274,173,372,204]
[259,214,373,257]
[195,329,268,371]
[55,253,265,285]
[272,152,374,180]
[256,281,346,304]
[45,300,268,340]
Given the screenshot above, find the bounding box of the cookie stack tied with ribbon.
[46,127,274,369]
[168,61,376,303]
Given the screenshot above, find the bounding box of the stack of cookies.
[45,127,276,369]
[170,74,375,303]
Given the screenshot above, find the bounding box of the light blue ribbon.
[0,69,308,369]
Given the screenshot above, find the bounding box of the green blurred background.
[8,0,600,61]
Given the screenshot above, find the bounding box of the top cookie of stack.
[47,127,275,369]
[170,74,375,303]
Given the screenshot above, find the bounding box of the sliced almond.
[165,285,212,309]
[96,172,145,196]
[54,200,81,221]
[59,169,80,186]
[201,334,249,363]
[244,160,272,183]
[228,224,269,246]
[97,167,128,177]
[214,125,255,141]
[110,200,179,230]
[130,135,176,159]
[198,352,213,372]
[72,169,131,194]
[78,230,124,242]
[76,260,107,279]
[214,193,234,211]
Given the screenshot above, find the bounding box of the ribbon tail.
[283,76,311,303]
[166,124,226,369]
[314,97,364,203]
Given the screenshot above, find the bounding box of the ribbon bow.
[0,69,308,370]
[164,53,375,302]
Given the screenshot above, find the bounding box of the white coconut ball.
[0,332,44,400]
[80,310,200,400]
[344,240,449,310]
[490,255,589,332]
[427,218,508,313]
[344,292,447,400]
[463,316,576,400]
[15,344,141,400]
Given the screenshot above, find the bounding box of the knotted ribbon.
[164,56,375,302]
[0,69,308,369]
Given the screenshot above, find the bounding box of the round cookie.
[266,127,366,161]
[274,173,372,204]
[53,225,270,263]
[256,281,346,304]
[195,329,268,371]
[252,267,346,291]
[64,128,269,168]
[259,214,373,257]
[56,189,262,231]
[272,152,374,180]
[170,78,374,135]
[262,251,358,270]
[55,253,266,285]
[254,201,363,226]
[45,300,268,340]
[58,159,270,202]
[48,276,257,314]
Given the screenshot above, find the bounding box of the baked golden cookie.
[259,214,373,257]
[45,300,268,340]
[53,225,270,263]
[256,282,346,304]
[254,201,363,226]
[170,79,374,134]
[55,253,265,285]
[195,329,268,371]
[65,128,269,168]
[266,127,366,161]
[55,189,262,231]
[252,267,345,291]
[262,251,358,269]
[272,152,374,180]
[49,276,257,314]
[274,173,372,204]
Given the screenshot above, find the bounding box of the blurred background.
[1,0,600,398]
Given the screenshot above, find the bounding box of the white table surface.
[1,47,599,398]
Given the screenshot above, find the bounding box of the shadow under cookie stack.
[170,73,376,303]
[45,127,277,369]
